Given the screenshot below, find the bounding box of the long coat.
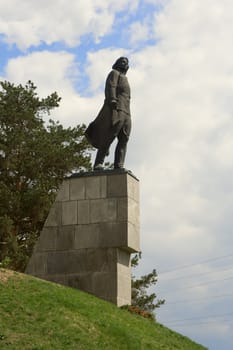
[85,69,131,149]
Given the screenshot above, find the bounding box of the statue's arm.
[107,70,120,108]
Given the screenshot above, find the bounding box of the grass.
[0,269,208,350]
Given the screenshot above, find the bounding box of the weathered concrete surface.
[26,170,140,306]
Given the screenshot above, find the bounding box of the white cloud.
[127,18,153,46]
[5,51,76,93]
[3,51,102,127]
[0,0,139,50]
[144,0,168,4]
[154,0,233,51]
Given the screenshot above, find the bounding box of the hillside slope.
[0,269,208,350]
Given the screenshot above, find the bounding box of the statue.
[85,57,131,170]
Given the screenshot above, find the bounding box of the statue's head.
[112,57,129,74]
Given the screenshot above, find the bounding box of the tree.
[130,253,165,319]
[0,80,92,271]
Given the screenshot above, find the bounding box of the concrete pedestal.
[26,170,140,306]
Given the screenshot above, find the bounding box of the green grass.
[0,269,208,350]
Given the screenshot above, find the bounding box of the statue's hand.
[110,100,117,109]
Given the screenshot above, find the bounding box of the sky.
[1,1,233,349]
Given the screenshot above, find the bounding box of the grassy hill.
[0,269,207,350]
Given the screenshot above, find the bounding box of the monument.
[26,57,140,306]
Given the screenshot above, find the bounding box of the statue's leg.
[94,146,109,170]
[93,130,116,170]
[114,116,131,169]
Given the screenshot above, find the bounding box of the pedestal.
[26,170,140,306]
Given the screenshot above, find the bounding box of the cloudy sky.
[1,1,233,349]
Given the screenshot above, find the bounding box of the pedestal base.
[26,170,140,306]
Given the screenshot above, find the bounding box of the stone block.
[117,197,128,221]
[67,272,93,292]
[44,202,62,227]
[128,222,140,253]
[117,296,131,307]
[92,271,117,301]
[46,248,118,276]
[47,251,67,274]
[36,227,57,252]
[75,224,100,249]
[117,249,131,268]
[70,177,85,200]
[86,176,101,199]
[127,175,139,202]
[98,222,127,247]
[75,222,132,250]
[90,198,117,223]
[107,174,127,197]
[26,252,48,275]
[47,251,85,274]
[56,226,75,250]
[86,176,107,199]
[85,248,117,273]
[56,181,70,201]
[78,200,90,224]
[128,198,140,228]
[117,250,131,306]
[100,176,107,198]
[117,271,131,306]
[62,201,77,225]
[42,274,68,286]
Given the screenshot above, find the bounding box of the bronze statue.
[85,57,131,170]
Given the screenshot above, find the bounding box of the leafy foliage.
[0,80,92,271]
[131,253,165,317]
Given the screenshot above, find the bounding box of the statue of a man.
[85,57,131,170]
